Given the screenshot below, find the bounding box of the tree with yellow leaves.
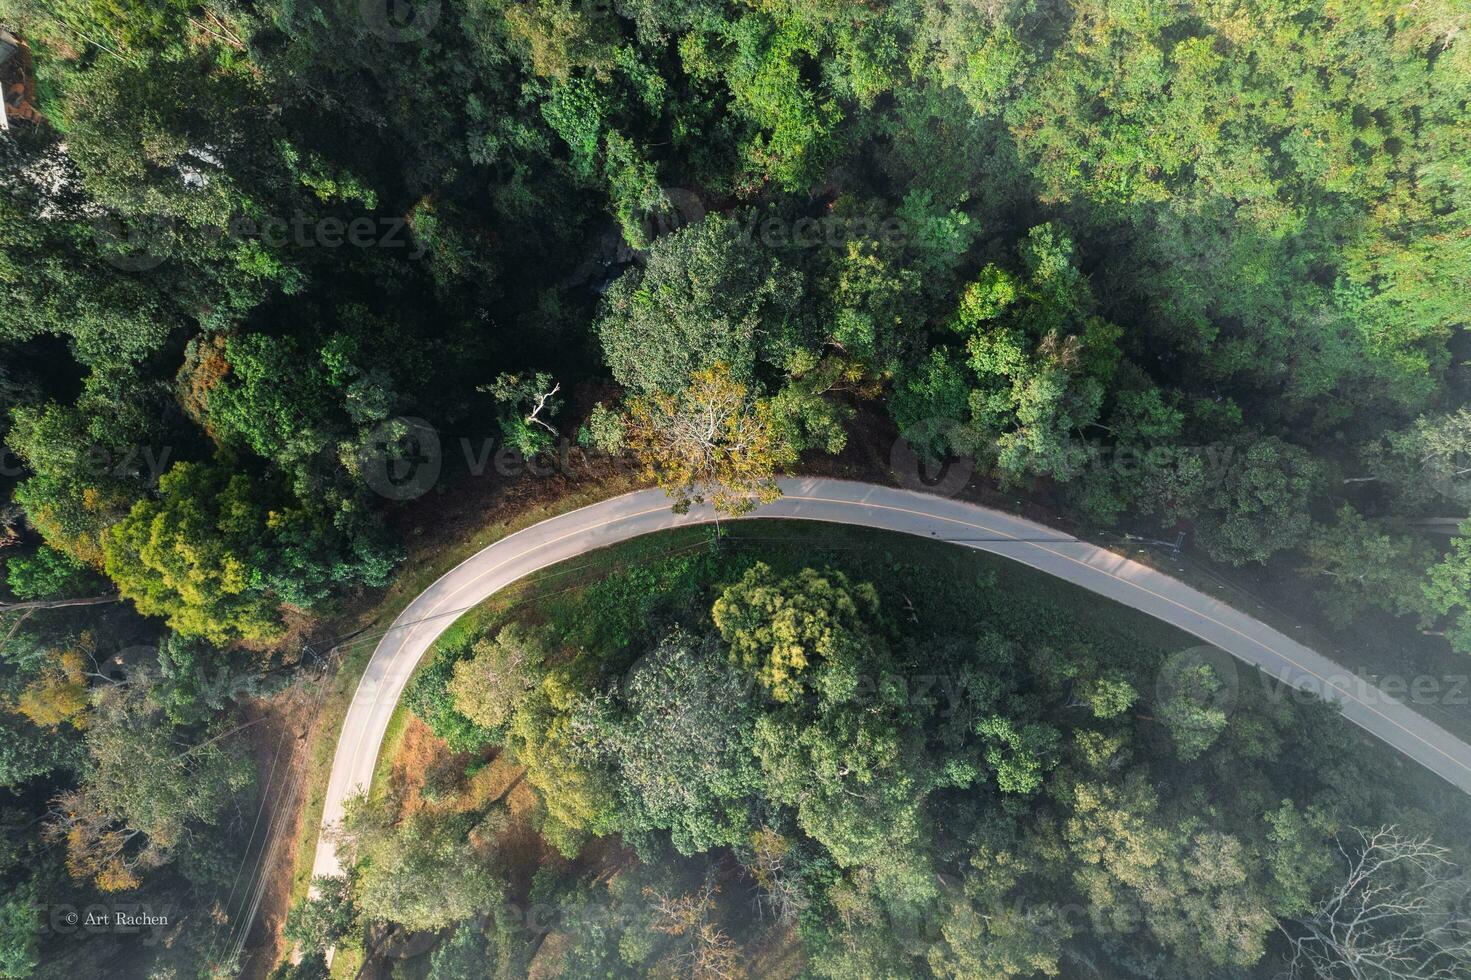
[712,562,881,702]
[14,642,89,730]
[625,363,797,516]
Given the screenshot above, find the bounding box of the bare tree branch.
[1282,826,1471,980]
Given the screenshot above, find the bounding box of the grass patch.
[326,942,364,979]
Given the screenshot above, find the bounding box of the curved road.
[311,478,1471,881]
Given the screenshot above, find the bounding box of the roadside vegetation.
[297,522,1471,978]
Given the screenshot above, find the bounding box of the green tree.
[6,375,173,568]
[0,715,78,791]
[578,402,625,454]
[606,629,760,854]
[340,796,506,933]
[754,703,927,878]
[975,0,1471,414]
[149,633,262,727]
[198,333,338,469]
[102,462,286,642]
[714,14,845,189]
[935,225,1122,484]
[975,715,1060,794]
[482,372,562,458]
[1262,801,1337,918]
[1422,523,1471,654]
[4,546,102,600]
[1077,675,1137,721]
[0,881,38,980]
[1061,773,1274,969]
[891,348,971,463]
[447,624,545,736]
[46,686,254,891]
[927,845,1074,980]
[506,682,621,857]
[0,129,181,367]
[427,921,497,980]
[1302,507,1434,626]
[283,876,357,956]
[1191,437,1325,565]
[712,563,882,702]
[818,209,929,376]
[504,0,618,82]
[1363,408,1471,515]
[1155,655,1231,761]
[595,214,810,395]
[103,460,390,642]
[602,131,668,249]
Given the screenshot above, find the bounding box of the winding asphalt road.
[310,477,1471,881]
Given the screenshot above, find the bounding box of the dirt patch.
[386,715,454,815]
[234,683,319,980]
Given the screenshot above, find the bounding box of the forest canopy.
[1,0,1470,975]
[1,0,1468,640]
[328,525,1471,979]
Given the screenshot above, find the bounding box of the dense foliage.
[1,0,1469,974]
[0,0,1467,631]
[0,0,1465,656]
[0,597,274,976]
[343,528,1471,978]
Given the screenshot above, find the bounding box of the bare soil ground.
[235,684,320,980]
